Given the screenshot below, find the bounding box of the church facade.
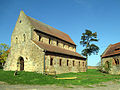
[4,11,86,74]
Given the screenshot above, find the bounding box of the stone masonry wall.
[45,54,86,74]
[4,11,44,73]
[102,56,120,74]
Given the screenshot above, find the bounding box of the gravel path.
[0,81,120,90]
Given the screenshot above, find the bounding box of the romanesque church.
[4,11,86,74]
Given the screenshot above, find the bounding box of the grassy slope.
[0,69,120,86]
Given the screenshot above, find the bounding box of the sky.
[1,0,120,66]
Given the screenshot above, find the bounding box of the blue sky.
[1,0,120,66]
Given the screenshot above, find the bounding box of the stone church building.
[101,42,120,74]
[4,11,86,74]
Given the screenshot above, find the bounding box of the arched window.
[114,58,118,65]
[23,34,26,42]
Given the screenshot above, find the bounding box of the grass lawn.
[0,69,120,86]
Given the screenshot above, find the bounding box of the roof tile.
[27,16,76,45]
[33,40,86,59]
[102,42,120,58]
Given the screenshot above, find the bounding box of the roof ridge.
[111,42,120,46]
[102,42,120,58]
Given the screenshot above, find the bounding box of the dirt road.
[0,81,120,90]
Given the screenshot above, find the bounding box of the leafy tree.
[0,43,9,67]
[80,29,99,69]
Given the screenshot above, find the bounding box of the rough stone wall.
[45,54,86,74]
[4,11,44,73]
[101,56,120,74]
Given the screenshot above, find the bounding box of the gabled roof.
[27,16,76,45]
[101,42,120,58]
[33,40,86,59]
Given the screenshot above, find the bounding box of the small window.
[73,61,75,66]
[19,20,21,23]
[79,61,80,66]
[83,62,84,66]
[39,35,41,41]
[60,59,62,66]
[50,58,53,66]
[16,37,18,44]
[67,60,69,66]
[49,38,51,44]
[23,34,26,42]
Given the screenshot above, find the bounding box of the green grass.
[0,69,120,86]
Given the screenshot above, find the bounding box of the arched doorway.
[105,61,110,68]
[18,57,24,71]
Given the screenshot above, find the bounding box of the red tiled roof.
[33,40,86,59]
[27,16,76,45]
[102,42,120,58]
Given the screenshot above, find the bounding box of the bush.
[0,65,3,69]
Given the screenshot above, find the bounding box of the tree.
[80,29,99,70]
[0,43,9,67]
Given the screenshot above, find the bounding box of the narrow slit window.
[49,38,51,44]
[79,61,80,66]
[60,59,62,66]
[67,60,69,66]
[50,58,53,66]
[39,35,41,41]
[73,61,75,66]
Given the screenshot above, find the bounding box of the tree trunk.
[86,56,88,71]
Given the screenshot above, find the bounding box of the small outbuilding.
[101,42,120,74]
